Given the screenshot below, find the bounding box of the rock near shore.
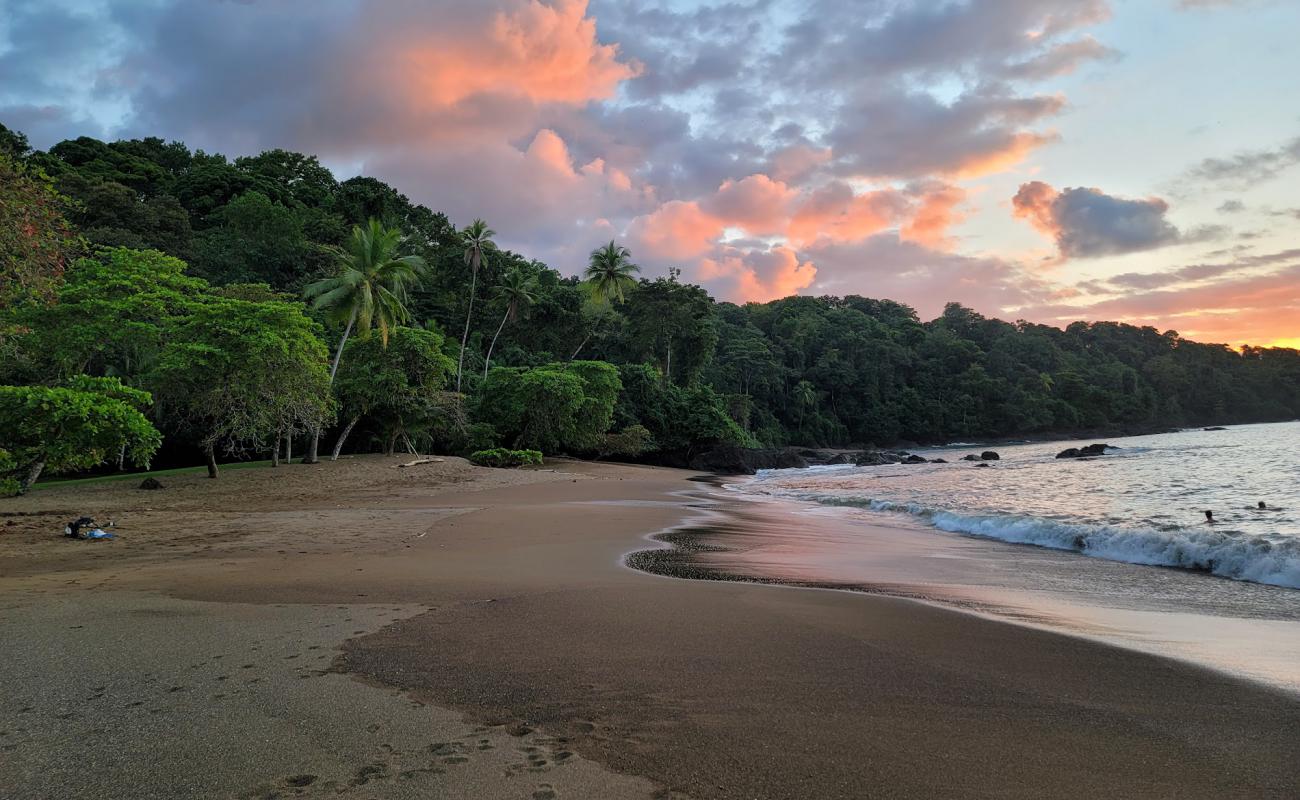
[1056,443,1113,459]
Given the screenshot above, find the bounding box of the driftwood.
[395,457,445,468]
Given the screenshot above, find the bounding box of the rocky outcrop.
[1203,426,1228,431]
[1056,443,1112,459]
[688,446,810,475]
[981,451,1000,461]
[138,477,164,490]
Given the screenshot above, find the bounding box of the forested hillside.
[2,122,1298,489]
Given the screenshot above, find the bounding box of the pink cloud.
[698,245,817,303]
[396,0,639,108]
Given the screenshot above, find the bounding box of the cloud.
[998,36,1121,80]
[1184,135,1300,189]
[827,86,1063,179]
[698,245,817,303]
[1012,181,1220,259]
[800,235,1052,319]
[2,0,1129,319]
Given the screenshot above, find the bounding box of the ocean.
[745,421,1300,589]
[645,421,1300,693]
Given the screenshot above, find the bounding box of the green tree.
[0,154,82,310]
[0,378,161,494]
[583,240,639,305]
[477,361,622,453]
[483,270,538,378]
[457,219,497,392]
[302,219,428,463]
[5,248,206,383]
[332,325,456,459]
[149,296,331,478]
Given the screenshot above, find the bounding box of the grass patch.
[32,459,277,490]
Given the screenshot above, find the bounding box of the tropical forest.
[3,123,1298,493]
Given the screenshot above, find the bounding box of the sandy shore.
[2,456,1298,799]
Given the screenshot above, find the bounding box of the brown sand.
[2,455,1297,799]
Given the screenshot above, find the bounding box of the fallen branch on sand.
[395,458,445,468]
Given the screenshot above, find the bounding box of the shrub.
[468,448,543,468]
[599,424,656,459]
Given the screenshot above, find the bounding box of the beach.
[2,456,1298,799]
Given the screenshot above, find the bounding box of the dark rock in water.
[930,458,947,464]
[975,462,991,468]
[961,454,982,461]
[688,446,808,475]
[139,477,164,490]
[854,450,907,467]
[1203,426,1228,431]
[902,454,927,464]
[981,451,1000,461]
[1056,443,1112,459]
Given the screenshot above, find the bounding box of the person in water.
[1258,501,1267,509]
[1204,510,1215,523]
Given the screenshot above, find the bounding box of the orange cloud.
[526,128,576,174]
[788,182,910,246]
[401,0,639,107]
[626,200,724,260]
[900,183,968,249]
[701,174,798,236]
[1011,179,1061,236]
[949,131,1058,179]
[699,246,817,303]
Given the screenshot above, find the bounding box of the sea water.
[745,421,1300,589]
[717,421,1300,691]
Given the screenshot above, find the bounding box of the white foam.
[801,495,1300,589]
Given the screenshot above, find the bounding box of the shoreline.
[4,456,1299,798]
[634,476,1300,696]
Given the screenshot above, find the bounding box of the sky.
[1,0,1297,347]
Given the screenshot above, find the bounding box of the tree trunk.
[331,416,360,461]
[665,335,673,381]
[272,430,282,467]
[204,443,219,479]
[483,309,510,380]
[384,429,399,457]
[117,443,126,471]
[19,460,46,493]
[305,311,357,465]
[570,331,592,361]
[457,269,478,392]
[284,435,292,465]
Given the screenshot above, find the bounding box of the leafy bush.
[460,422,499,455]
[468,448,543,468]
[599,424,656,459]
[476,361,622,453]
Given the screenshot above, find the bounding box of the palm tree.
[483,270,537,379]
[301,219,427,462]
[457,219,496,392]
[571,241,640,361]
[582,240,640,305]
[793,380,816,428]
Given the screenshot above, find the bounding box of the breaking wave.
[802,495,1300,589]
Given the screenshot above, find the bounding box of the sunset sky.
[2,0,1297,346]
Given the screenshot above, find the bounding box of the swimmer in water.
[1258,501,1267,509]
[1204,510,1215,523]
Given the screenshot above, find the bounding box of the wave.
[785,493,1300,589]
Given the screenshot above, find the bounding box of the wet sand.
[2,456,1298,799]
